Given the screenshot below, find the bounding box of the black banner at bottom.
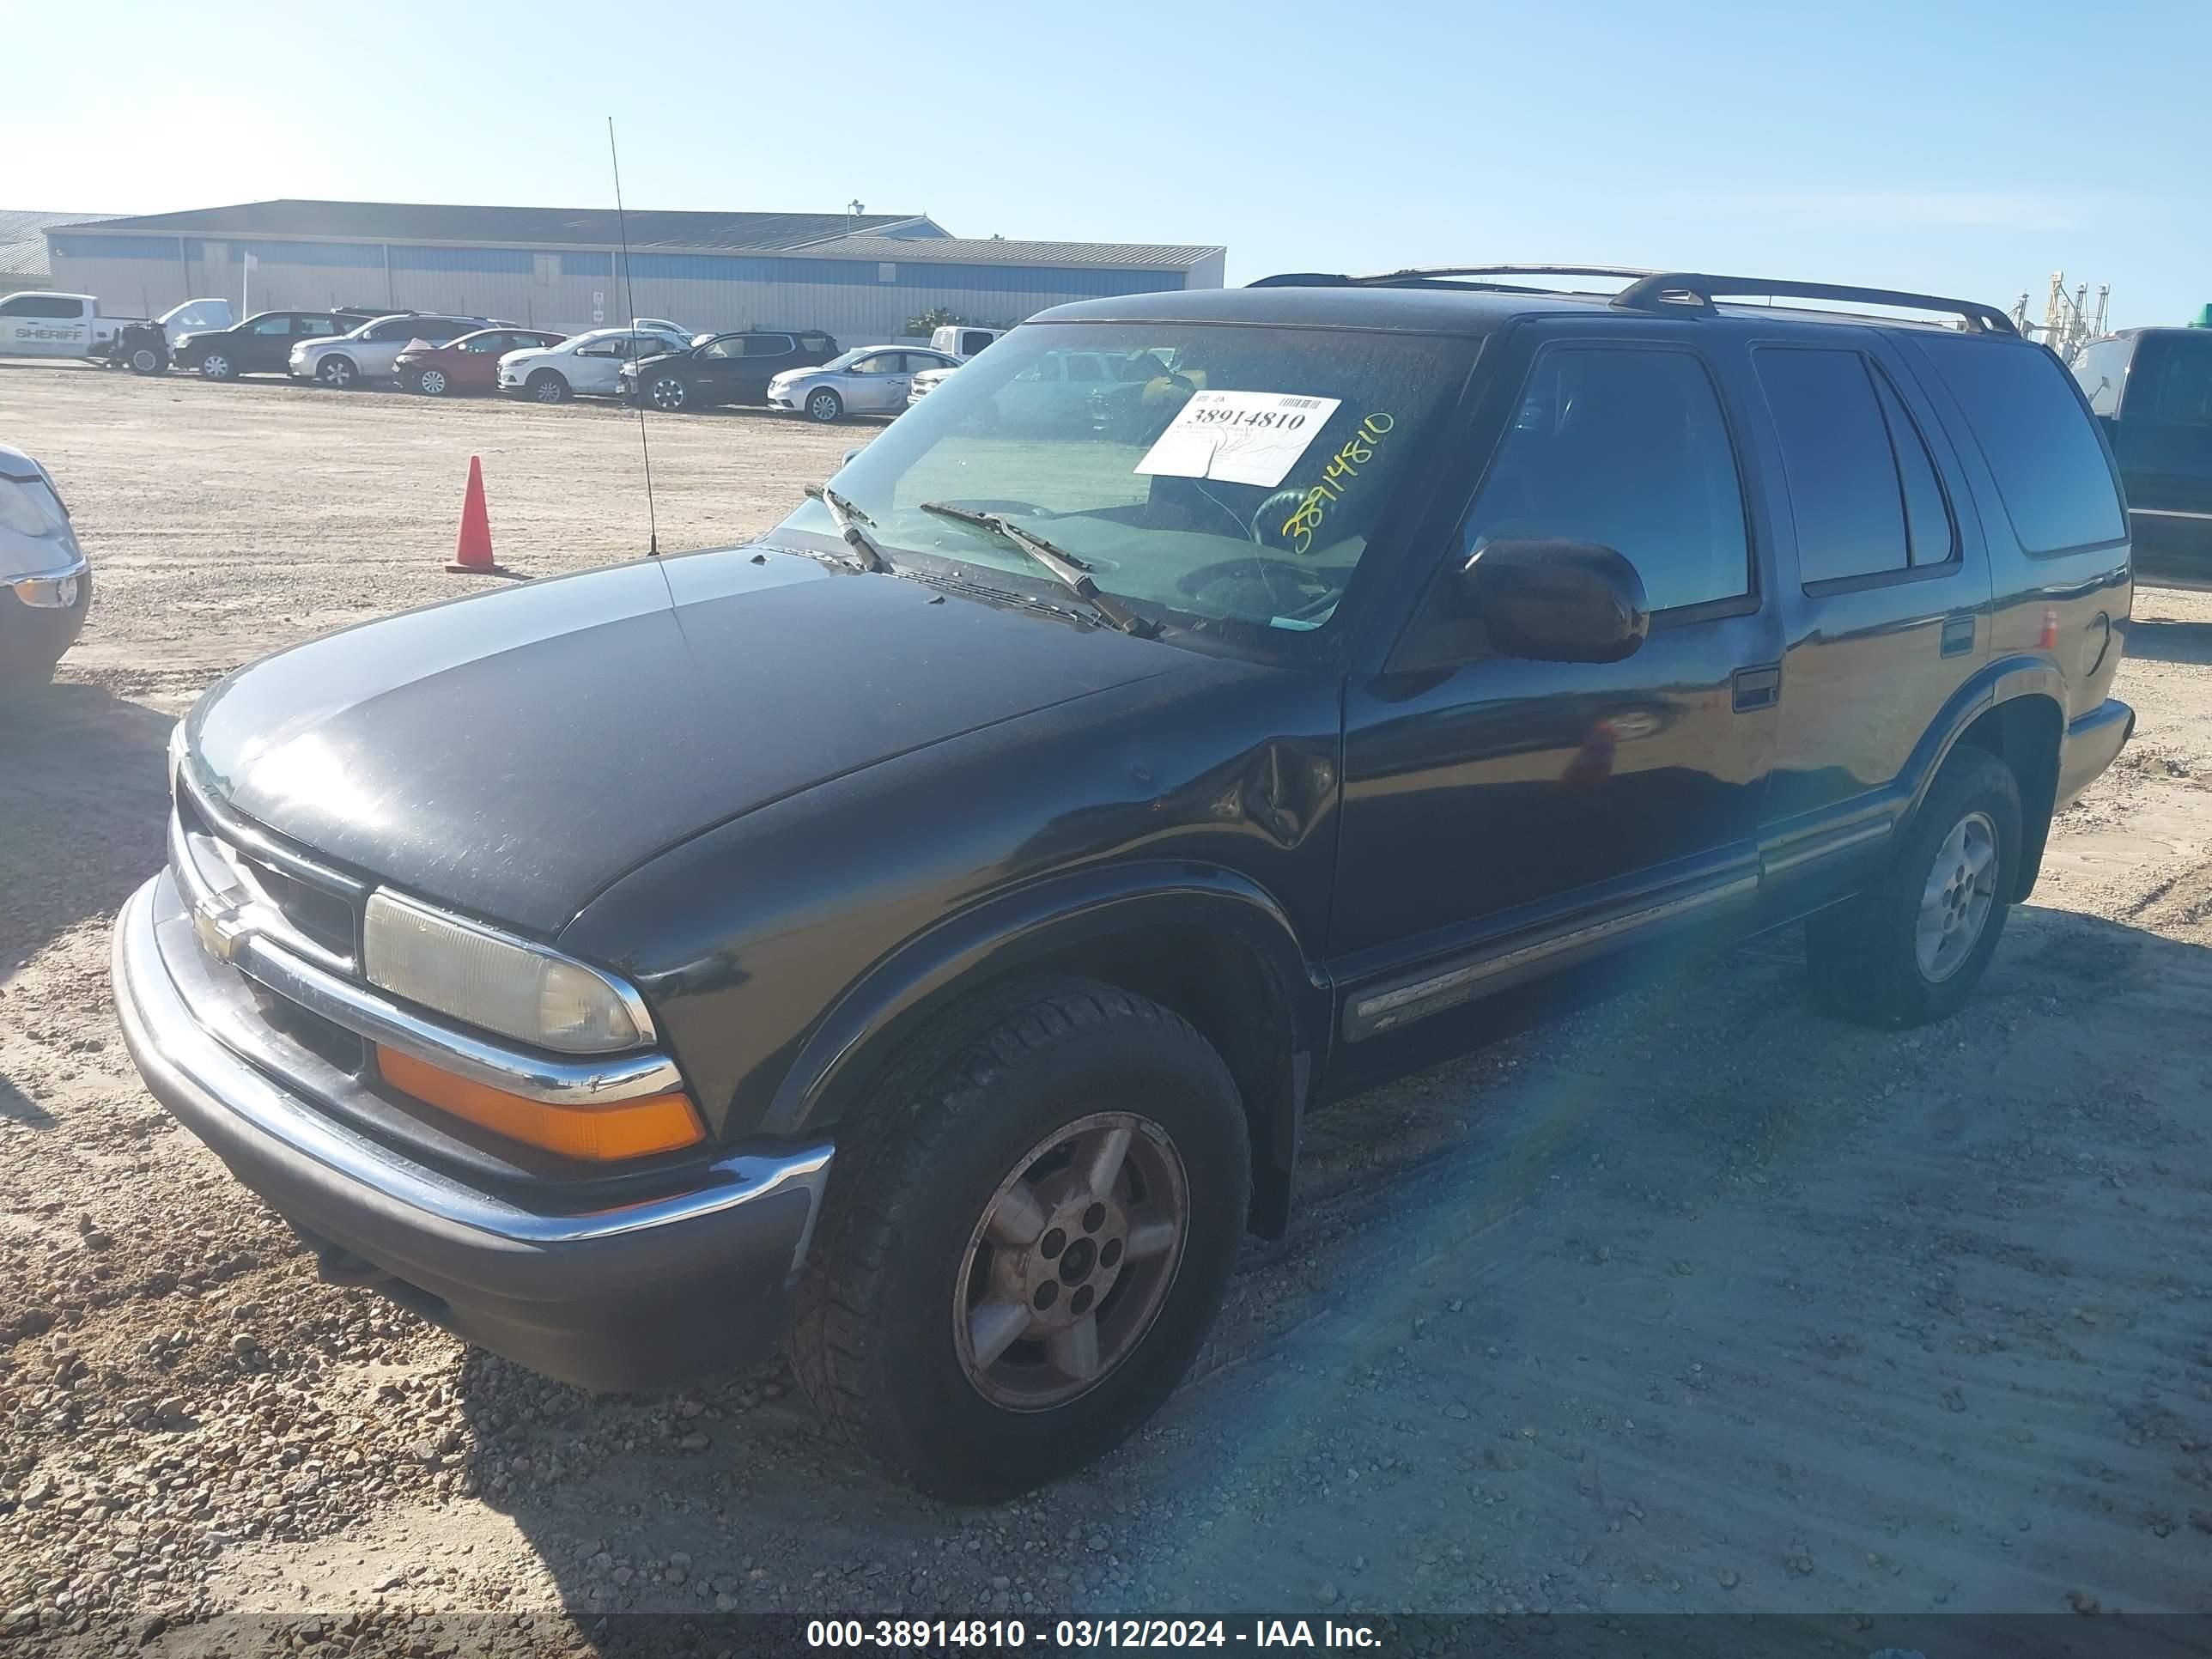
[6,1612,2212,1658]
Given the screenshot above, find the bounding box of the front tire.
[789,977,1249,1502]
[528,370,569,404]
[415,368,448,396]
[647,374,690,411]
[128,345,166,375]
[806,387,845,424]
[317,356,358,390]
[198,352,234,380]
[1807,748,2022,1028]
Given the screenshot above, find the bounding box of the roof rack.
[1249,264,1656,291]
[1610,272,2017,334]
[1249,265,2018,335]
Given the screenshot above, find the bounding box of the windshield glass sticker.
[1281,413,1395,554]
[1136,391,1344,489]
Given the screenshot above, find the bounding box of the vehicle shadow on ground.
[0,681,172,969]
[2124,618,2212,665]
[445,899,2212,1617]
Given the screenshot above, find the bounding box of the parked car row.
[10,295,1032,425]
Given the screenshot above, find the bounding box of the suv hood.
[184,547,1195,934]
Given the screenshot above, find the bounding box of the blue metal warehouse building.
[44,200,1226,343]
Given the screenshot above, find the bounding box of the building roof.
[58,199,940,252]
[0,210,112,279]
[799,235,1223,271]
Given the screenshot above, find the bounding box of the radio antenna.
[608,116,659,557]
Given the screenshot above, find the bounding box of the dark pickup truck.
[2072,326,2212,572]
[116,264,2133,1502]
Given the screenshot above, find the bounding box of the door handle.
[1731,665,1781,712]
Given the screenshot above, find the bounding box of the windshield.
[773,321,1474,645]
[159,301,228,330]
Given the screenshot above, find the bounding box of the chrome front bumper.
[112,872,834,1390]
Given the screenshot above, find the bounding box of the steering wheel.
[1176,556,1338,618]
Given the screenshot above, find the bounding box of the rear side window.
[1871,373,1955,566]
[0,295,84,319]
[1756,349,1910,583]
[1911,336,2124,553]
[1755,348,1958,582]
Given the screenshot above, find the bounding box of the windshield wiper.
[805,483,893,574]
[917,501,1158,638]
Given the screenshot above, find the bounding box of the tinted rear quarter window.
[1911,336,2123,553]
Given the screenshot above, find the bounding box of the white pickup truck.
[0,294,234,372]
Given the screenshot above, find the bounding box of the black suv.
[171,308,395,380]
[2071,326,2212,570]
[620,328,837,410]
[116,266,2134,1502]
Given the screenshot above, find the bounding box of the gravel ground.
[3,361,2210,1650]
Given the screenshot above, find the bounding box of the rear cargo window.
[1911,336,2124,553]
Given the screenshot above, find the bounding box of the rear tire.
[1806,748,2022,1028]
[789,976,1249,1502]
[528,370,569,404]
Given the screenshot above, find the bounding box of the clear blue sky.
[33,0,2210,330]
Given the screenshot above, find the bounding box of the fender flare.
[758,861,1330,1153]
[1899,654,2064,814]
[1900,653,2068,896]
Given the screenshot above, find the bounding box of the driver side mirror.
[1462,538,1648,664]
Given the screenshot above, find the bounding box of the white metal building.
[45,200,1227,342]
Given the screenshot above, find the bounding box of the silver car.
[767,347,960,423]
[0,444,90,691]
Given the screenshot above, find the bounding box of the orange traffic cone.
[445,455,514,576]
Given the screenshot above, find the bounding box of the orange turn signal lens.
[375,1046,704,1162]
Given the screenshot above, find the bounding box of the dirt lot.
[3,360,2210,1647]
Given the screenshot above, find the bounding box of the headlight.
[363,890,651,1054]
[0,475,67,538]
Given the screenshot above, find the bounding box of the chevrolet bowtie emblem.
[191,896,249,963]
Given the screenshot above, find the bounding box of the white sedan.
[767,347,960,423]
[497,325,696,404]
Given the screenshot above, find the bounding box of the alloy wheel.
[953,1111,1188,1411]
[201,355,230,380]
[532,375,566,404]
[419,369,447,395]
[650,377,686,410]
[1916,810,1998,982]
[808,390,842,423]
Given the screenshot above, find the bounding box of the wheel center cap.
[1059,1237,1097,1285]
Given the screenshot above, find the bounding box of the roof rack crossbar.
[1249,264,1658,291]
[1611,272,2017,334]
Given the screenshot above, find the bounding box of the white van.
[930,325,1005,360]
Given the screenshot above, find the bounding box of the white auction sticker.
[1135,391,1343,489]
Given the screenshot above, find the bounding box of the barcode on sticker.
[1279,397,1325,409]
